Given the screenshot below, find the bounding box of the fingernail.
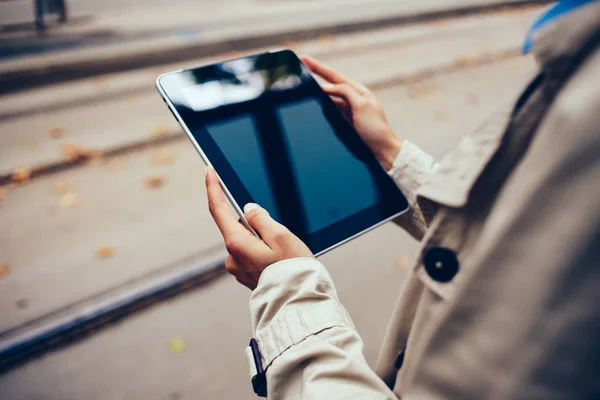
[244,203,259,214]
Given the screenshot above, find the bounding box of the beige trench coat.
[245,4,600,399]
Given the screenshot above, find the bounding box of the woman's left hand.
[205,166,314,290]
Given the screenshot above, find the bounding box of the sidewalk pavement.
[0,0,550,93]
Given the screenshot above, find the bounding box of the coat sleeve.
[387,141,438,240]
[406,57,600,399]
[249,258,398,399]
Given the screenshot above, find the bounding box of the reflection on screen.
[178,52,388,237]
[208,99,380,234]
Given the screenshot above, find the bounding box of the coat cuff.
[388,140,437,205]
[249,258,355,370]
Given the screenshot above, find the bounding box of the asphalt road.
[0,8,540,400]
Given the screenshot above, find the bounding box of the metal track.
[0,249,227,374]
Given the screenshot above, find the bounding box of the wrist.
[374,137,403,171]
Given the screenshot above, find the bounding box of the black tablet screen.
[159,50,407,253]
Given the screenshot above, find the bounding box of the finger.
[206,166,248,239]
[301,55,351,85]
[301,55,370,94]
[323,83,365,110]
[243,203,290,248]
[329,95,351,118]
[225,255,257,289]
[224,255,238,275]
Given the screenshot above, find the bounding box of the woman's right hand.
[301,55,403,171]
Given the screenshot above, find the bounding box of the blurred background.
[0,0,549,398]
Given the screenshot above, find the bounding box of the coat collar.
[417,2,600,208]
[532,1,600,89]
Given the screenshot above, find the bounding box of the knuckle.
[225,238,242,255]
[356,97,368,107]
[224,256,237,273]
[272,227,291,246]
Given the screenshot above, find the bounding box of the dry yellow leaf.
[317,33,335,46]
[96,245,115,259]
[93,75,108,86]
[455,55,478,69]
[86,150,103,165]
[107,157,125,171]
[407,83,438,100]
[145,176,165,189]
[0,186,6,202]
[220,51,243,61]
[59,192,80,208]
[0,264,9,279]
[169,339,186,353]
[12,168,32,183]
[60,143,88,162]
[49,127,65,139]
[280,40,300,49]
[150,123,169,137]
[151,150,175,165]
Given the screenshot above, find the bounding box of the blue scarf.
[523,0,598,53]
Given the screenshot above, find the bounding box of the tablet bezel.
[156,49,409,256]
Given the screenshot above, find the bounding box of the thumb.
[244,203,288,246]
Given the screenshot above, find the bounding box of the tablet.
[156,49,408,255]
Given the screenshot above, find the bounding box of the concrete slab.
[0,0,549,92]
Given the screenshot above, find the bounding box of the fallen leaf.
[0,264,9,279]
[407,83,438,100]
[108,157,125,171]
[427,18,448,26]
[0,186,5,202]
[96,245,115,260]
[93,76,108,86]
[220,51,243,61]
[397,256,413,270]
[280,40,300,49]
[59,192,80,208]
[12,168,32,183]
[53,181,73,196]
[86,150,103,165]
[454,55,478,69]
[49,127,65,139]
[151,150,175,165]
[169,338,186,353]
[145,176,165,189]
[317,33,335,46]
[150,123,169,137]
[60,143,88,162]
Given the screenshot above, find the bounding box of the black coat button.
[394,347,406,370]
[423,247,459,283]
